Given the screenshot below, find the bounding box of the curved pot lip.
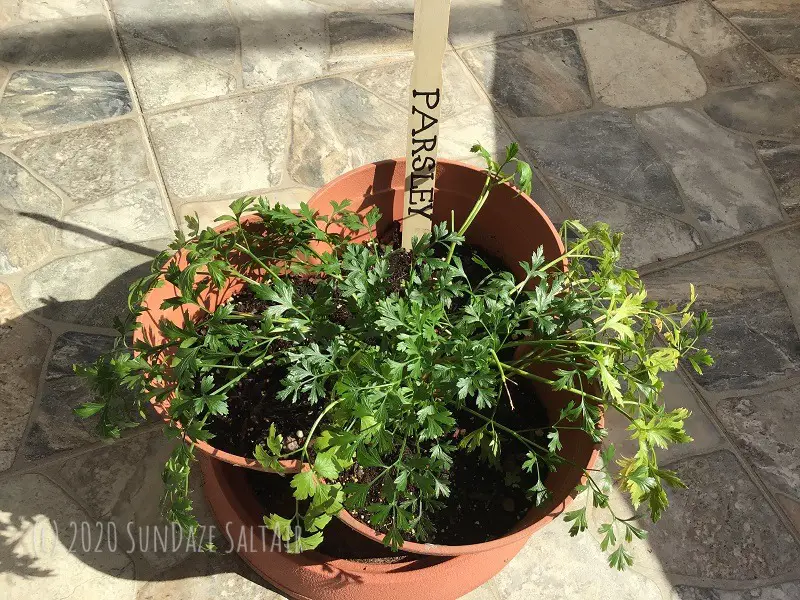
[308,157,565,264]
[148,398,304,473]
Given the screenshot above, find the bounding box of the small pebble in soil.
[297,430,304,439]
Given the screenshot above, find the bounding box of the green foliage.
[74,144,712,566]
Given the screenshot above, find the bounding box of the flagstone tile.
[232,0,327,89]
[328,12,413,71]
[577,20,706,108]
[61,181,172,250]
[548,178,701,267]
[649,451,800,579]
[517,0,596,31]
[636,107,781,242]
[347,53,482,119]
[19,241,166,327]
[12,119,150,204]
[511,110,684,213]
[309,0,413,9]
[0,71,132,139]
[597,0,676,15]
[603,370,723,464]
[0,15,120,71]
[0,473,135,600]
[147,89,291,200]
[0,0,105,23]
[289,77,404,188]
[119,32,236,111]
[449,0,529,47]
[600,450,800,580]
[461,29,592,118]
[780,56,800,81]
[644,242,800,392]
[136,551,286,599]
[756,140,800,215]
[717,384,800,500]
[493,505,662,600]
[620,1,780,87]
[704,81,800,139]
[0,283,50,471]
[108,0,237,72]
[55,431,212,572]
[21,332,114,460]
[762,226,800,328]
[671,582,800,600]
[0,152,61,273]
[711,0,800,55]
[438,104,512,162]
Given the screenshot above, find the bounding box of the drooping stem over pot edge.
[75,144,712,568]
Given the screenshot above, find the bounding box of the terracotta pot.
[307,159,599,557]
[200,454,529,600]
[134,221,303,473]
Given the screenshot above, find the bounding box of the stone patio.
[1,0,799,598]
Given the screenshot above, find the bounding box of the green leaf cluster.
[74,144,712,565]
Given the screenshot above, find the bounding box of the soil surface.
[340,381,551,546]
[247,469,416,563]
[207,222,549,548]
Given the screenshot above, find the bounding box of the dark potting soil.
[340,381,552,547]
[208,221,547,547]
[246,469,418,563]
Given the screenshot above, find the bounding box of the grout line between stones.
[98,0,179,232]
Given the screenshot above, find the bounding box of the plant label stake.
[401,0,452,250]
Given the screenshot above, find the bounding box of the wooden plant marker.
[401,0,452,250]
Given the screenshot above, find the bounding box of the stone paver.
[494,503,662,599]
[0,473,136,600]
[671,583,800,600]
[21,332,113,460]
[1,0,800,597]
[0,283,50,471]
[577,20,707,108]
[461,29,591,118]
[717,384,800,500]
[0,152,61,273]
[0,71,132,139]
[603,370,724,464]
[644,242,800,392]
[109,0,237,72]
[12,119,151,204]
[637,107,782,241]
[135,551,285,600]
[148,90,291,200]
[548,178,702,267]
[756,140,800,215]
[0,15,119,71]
[711,0,800,55]
[704,81,800,139]
[620,1,780,87]
[119,33,237,111]
[61,181,172,250]
[512,110,684,212]
[597,0,675,15]
[289,77,404,188]
[348,52,482,119]
[232,0,328,89]
[609,450,800,580]
[20,241,167,326]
